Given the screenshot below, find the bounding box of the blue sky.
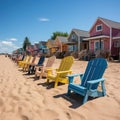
[0,0,120,53]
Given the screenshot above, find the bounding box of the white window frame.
[96,24,102,32]
[71,34,76,40]
[94,40,104,51]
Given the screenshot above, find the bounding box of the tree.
[23,37,31,51]
[51,31,69,40]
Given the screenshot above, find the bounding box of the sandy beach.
[0,55,120,120]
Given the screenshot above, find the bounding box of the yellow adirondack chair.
[22,56,34,71]
[18,55,32,68]
[46,56,74,88]
[35,55,56,79]
[18,55,28,67]
[23,56,39,72]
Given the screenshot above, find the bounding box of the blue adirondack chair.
[67,58,108,104]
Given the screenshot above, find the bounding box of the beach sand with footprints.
[0,55,120,120]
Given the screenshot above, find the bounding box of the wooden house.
[84,17,120,59]
[68,29,89,52]
[54,36,68,52]
[46,39,58,55]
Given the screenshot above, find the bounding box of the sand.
[0,55,120,120]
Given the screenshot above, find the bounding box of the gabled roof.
[47,39,56,48]
[69,29,89,38]
[47,39,55,44]
[90,17,120,32]
[99,17,120,29]
[56,36,68,43]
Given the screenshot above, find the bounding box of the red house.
[84,17,120,59]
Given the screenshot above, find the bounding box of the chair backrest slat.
[81,58,108,89]
[45,56,56,67]
[58,56,74,77]
[37,56,45,65]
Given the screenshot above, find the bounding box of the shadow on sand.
[53,92,95,108]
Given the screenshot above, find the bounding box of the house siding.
[112,28,120,37]
[90,19,110,36]
[89,40,94,52]
[68,32,78,51]
[54,37,68,52]
[90,38,110,52]
[104,38,110,50]
[111,39,120,56]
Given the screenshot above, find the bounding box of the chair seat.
[68,83,87,96]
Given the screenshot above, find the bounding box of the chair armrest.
[67,73,83,77]
[67,73,83,83]
[87,78,105,85]
[56,70,72,74]
[46,68,57,74]
[46,68,57,71]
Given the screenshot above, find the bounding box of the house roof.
[47,39,57,48]
[99,17,120,29]
[70,29,89,37]
[56,36,68,43]
[47,39,55,43]
[90,17,120,32]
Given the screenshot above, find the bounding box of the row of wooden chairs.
[12,54,108,104]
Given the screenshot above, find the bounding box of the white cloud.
[33,41,39,44]
[0,40,19,53]
[1,41,13,47]
[39,18,50,22]
[9,38,18,41]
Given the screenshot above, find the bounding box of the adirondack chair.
[35,55,56,79]
[28,55,45,74]
[19,55,32,68]
[22,56,34,71]
[18,55,29,67]
[67,58,108,104]
[23,56,37,72]
[17,55,25,64]
[24,56,40,72]
[46,56,74,88]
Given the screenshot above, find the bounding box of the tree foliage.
[51,31,69,40]
[23,37,31,51]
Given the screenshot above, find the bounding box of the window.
[71,34,76,40]
[68,45,78,51]
[96,24,102,31]
[114,41,120,48]
[94,40,104,51]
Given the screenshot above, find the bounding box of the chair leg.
[83,91,89,104]
[54,81,58,88]
[25,65,29,72]
[47,79,49,83]
[67,88,71,96]
[39,73,42,80]
[101,81,106,96]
